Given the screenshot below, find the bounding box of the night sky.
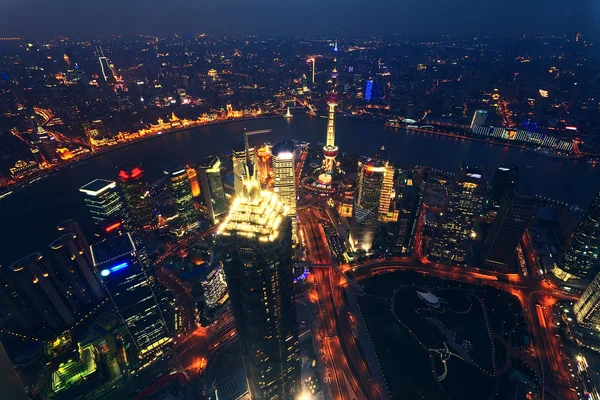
[0,0,597,37]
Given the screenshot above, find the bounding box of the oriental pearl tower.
[319,40,340,184]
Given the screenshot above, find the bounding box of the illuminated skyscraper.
[431,165,485,265]
[256,144,272,185]
[57,219,90,254]
[118,165,156,230]
[483,191,536,271]
[217,166,300,400]
[4,254,75,330]
[376,155,396,222]
[91,232,171,372]
[163,163,199,230]
[50,233,105,307]
[199,156,227,223]
[271,141,296,217]
[561,191,600,278]
[350,160,386,251]
[321,42,340,179]
[574,271,600,330]
[186,166,201,197]
[79,179,124,224]
[232,145,256,196]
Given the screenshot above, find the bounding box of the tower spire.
[320,34,341,180]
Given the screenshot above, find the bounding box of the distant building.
[350,160,386,252]
[200,263,228,310]
[118,165,156,230]
[9,159,39,179]
[574,271,600,330]
[3,253,75,330]
[431,165,485,265]
[91,232,172,372]
[50,233,105,308]
[164,163,199,230]
[217,166,300,400]
[199,156,227,223]
[489,165,520,206]
[561,191,600,278]
[79,179,124,224]
[470,110,488,129]
[483,191,536,271]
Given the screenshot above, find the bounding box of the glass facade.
[199,156,227,223]
[351,161,385,251]
[217,170,300,400]
[574,271,600,330]
[91,233,172,372]
[79,179,124,224]
[562,191,600,278]
[118,166,156,230]
[163,163,199,230]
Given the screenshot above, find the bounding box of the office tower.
[50,233,105,306]
[256,144,272,185]
[79,179,124,224]
[217,165,300,400]
[561,191,600,278]
[0,342,28,400]
[322,42,340,177]
[163,163,199,230]
[7,253,75,330]
[118,165,156,230]
[483,191,536,271]
[57,219,89,250]
[186,166,201,197]
[91,232,171,372]
[198,156,227,223]
[574,271,600,329]
[431,166,485,265]
[470,110,488,129]
[489,165,519,206]
[350,160,386,252]
[378,160,396,222]
[393,176,421,254]
[271,141,296,217]
[232,144,257,196]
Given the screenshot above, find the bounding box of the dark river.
[1,115,599,265]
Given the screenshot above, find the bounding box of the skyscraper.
[118,165,156,230]
[378,160,396,222]
[271,141,296,218]
[470,110,488,129]
[217,166,300,400]
[561,191,600,278]
[163,163,199,230]
[350,160,386,252]
[256,144,272,185]
[198,156,227,223]
[574,271,600,330]
[431,165,485,265]
[0,341,28,400]
[5,253,75,330]
[483,191,536,271]
[232,144,256,196]
[79,179,124,224]
[91,232,172,372]
[50,233,105,307]
[489,165,519,206]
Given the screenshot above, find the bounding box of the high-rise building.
[50,233,105,307]
[561,191,600,278]
[271,141,296,217]
[79,179,124,224]
[574,271,600,330]
[378,161,396,222]
[256,144,272,185]
[163,163,199,230]
[198,156,227,223]
[200,263,228,310]
[232,144,256,196]
[483,191,536,271]
[217,166,300,400]
[350,160,386,252]
[0,342,28,400]
[57,219,89,251]
[5,253,75,330]
[431,165,485,265]
[186,166,201,197]
[91,232,172,372]
[118,165,156,230]
[489,165,519,206]
[470,110,488,129]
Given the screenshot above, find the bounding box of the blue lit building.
[91,232,171,372]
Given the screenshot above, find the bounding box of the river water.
[1,115,598,265]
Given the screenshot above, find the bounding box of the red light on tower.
[105,221,122,232]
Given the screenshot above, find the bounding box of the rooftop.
[79,179,117,196]
[90,233,136,267]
